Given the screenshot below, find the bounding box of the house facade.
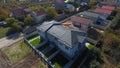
[37,20,87,59]
[31,10,46,24]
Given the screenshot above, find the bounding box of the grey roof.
[77,11,108,20]
[36,20,60,32]
[47,25,86,48]
[37,20,86,48]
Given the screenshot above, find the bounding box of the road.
[0,33,23,49]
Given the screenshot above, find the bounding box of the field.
[2,41,32,63]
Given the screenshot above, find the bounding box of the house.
[65,4,75,12]
[54,0,66,9]
[72,0,90,5]
[31,10,46,23]
[94,8,113,15]
[77,11,108,29]
[101,5,115,11]
[23,8,31,16]
[10,6,24,18]
[37,20,87,59]
[71,16,92,32]
[97,0,120,6]
[2,0,12,3]
[77,11,108,20]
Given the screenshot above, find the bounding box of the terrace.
[27,34,41,47]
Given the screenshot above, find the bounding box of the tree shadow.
[6,28,20,40]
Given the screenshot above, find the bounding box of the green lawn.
[54,62,62,68]
[27,34,39,40]
[0,27,11,38]
[30,38,41,46]
[2,41,32,63]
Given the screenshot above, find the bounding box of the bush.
[90,60,101,68]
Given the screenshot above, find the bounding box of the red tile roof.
[94,8,112,15]
[35,10,46,16]
[101,6,115,11]
[71,16,92,25]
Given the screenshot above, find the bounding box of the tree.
[104,33,120,48]
[46,7,58,20]
[16,15,25,22]
[5,18,16,25]
[12,22,22,31]
[24,16,34,26]
[0,15,6,21]
[90,59,101,68]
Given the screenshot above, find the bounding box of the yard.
[1,41,32,63]
[30,37,41,47]
[0,27,11,38]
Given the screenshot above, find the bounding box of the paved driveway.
[0,33,23,49]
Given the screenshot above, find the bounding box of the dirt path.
[11,53,39,68]
[0,50,11,68]
[0,33,23,49]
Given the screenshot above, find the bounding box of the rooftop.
[71,16,92,25]
[101,5,115,11]
[94,8,112,15]
[37,20,86,48]
[34,10,46,16]
[77,11,108,20]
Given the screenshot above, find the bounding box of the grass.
[54,62,62,68]
[0,27,11,38]
[2,41,32,63]
[30,38,41,46]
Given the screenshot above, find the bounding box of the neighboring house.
[97,0,120,6]
[54,0,66,8]
[23,8,32,16]
[10,6,24,18]
[94,8,113,15]
[37,20,87,59]
[71,16,92,32]
[2,0,12,3]
[101,5,115,11]
[65,4,75,12]
[31,10,46,23]
[75,0,90,5]
[77,11,108,28]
